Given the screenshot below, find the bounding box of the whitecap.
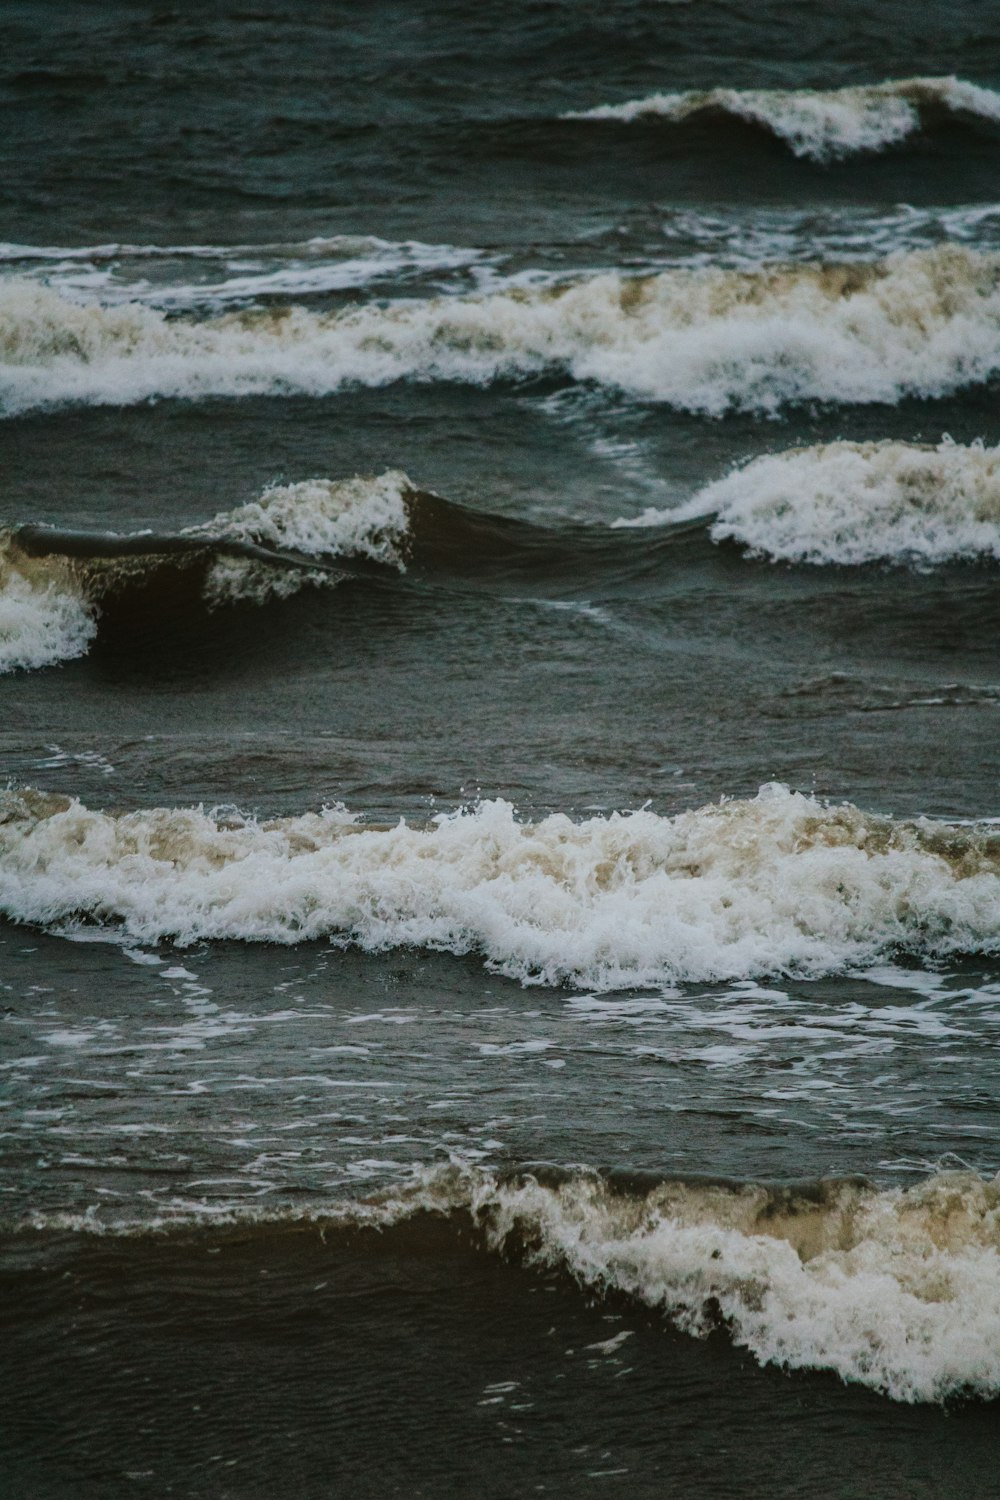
[4,246,1000,416]
[564,76,1000,162]
[626,439,1000,566]
[2,783,999,987]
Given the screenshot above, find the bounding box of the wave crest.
[189,469,413,603]
[471,1165,1000,1403]
[2,783,999,984]
[622,439,1000,566]
[0,546,95,672]
[13,1162,1000,1404]
[0,471,415,672]
[5,246,1000,415]
[564,76,1000,162]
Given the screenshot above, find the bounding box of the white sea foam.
[0,546,95,673]
[618,439,1000,565]
[189,469,414,604]
[0,234,479,265]
[565,76,1000,161]
[466,1166,1000,1404]
[194,470,412,568]
[2,783,999,985]
[11,1162,1000,1403]
[0,471,415,670]
[4,246,1000,416]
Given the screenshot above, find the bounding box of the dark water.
[4,0,1000,247]
[6,1220,1000,1500]
[3,3,1000,1495]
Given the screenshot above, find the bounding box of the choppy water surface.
[2,3,1000,1495]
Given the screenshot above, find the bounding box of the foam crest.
[624,439,1000,565]
[4,246,1000,416]
[0,540,95,673]
[188,470,414,603]
[565,76,1000,161]
[0,471,415,669]
[2,784,999,984]
[468,1167,1000,1403]
[196,470,411,561]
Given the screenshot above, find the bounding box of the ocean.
[3,3,1000,1495]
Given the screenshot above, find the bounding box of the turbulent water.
[564,76,1000,161]
[6,245,1000,416]
[3,4,1000,1497]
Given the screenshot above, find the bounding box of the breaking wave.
[619,439,1000,566]
[12,1162,1000,1405]
[8,433,1000,675]
[2,783,999,985]
[564,76,1000,162]
[5,245,1000,416]
[0,550,96,673]
[0,471,414,673]
[468,1165,1000,1405]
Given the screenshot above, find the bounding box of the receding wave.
[0,234,481,267]
[2,783,999,985]
[11,1161,1000,1404]
[564,76,1000,162]
[593,204,1000,270]
[0,471,414,673]
[5,246,1000,416]
[0,234,487,311]
[619,439,1000,566]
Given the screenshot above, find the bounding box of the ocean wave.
[564,76,1000,162]
[618,439,1000,566]
[2,783,999,985]
[0,471,414,673]
[470,1165,1000,1404]
[3,245,1000,416]
[10,1162,1000,1404]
